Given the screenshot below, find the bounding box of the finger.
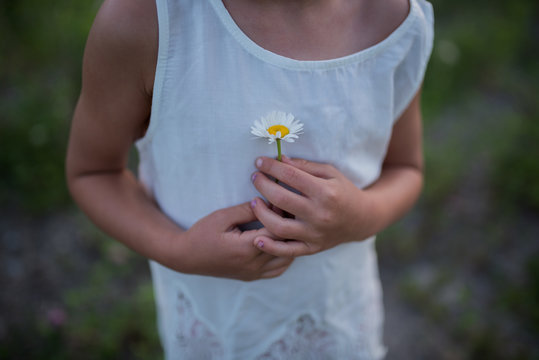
[258,255,294,279]
[252,226,284,241]
[215,202,257,230]
[251,198,305,240]
[239,226,283,259]
[252,172,312,217]
[281,155,336,179]
[254,235,312,257]
[258,254,294,271]
[255,157,322,197]
[260,264,293,279]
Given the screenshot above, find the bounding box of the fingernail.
[251,172,257,182]
[256,158,263,168]
[282,154,290,161]
[250,199,257,209]
[257,240,264,248]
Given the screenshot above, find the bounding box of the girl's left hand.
[250,155,377,257]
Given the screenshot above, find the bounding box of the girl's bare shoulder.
[91,0,157,46]
[87,0,158,93]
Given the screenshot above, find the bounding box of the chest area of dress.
[158,61,396,161]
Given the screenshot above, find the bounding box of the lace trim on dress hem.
[175,292,225,359]
[255,314,340,360]
[173,290,380,359]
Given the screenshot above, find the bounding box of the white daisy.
[251,111,304,145]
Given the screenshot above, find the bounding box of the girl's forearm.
[68,169,295,280]
[364,163,423,236]
[67,169,186,269]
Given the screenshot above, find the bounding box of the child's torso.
[136,0,433,358]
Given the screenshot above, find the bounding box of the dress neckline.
[208,0,420,71]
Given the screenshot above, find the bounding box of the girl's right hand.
[171,202,294,281]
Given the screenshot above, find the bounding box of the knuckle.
[321,184,339,204]
[296,159,309,168]
[307,230,325,248]
[281,166,299,183]
[272,222,291,239]
[212,208,226,221]
[304,242,321,255]
[289,248,300,257]
[264,159,275,173]
[272,191,289,207]
[316,209,335,226]
[324,164,336,173]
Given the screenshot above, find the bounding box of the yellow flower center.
[267,125,289,137]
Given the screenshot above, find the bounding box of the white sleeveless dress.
[136,0,434,358]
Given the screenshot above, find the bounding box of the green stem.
[275,139,282,183]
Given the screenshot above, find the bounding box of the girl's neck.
[221,0,410,61]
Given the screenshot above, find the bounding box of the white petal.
[252,111,302,143]
[251,128,264,136]
[284,134,298,140]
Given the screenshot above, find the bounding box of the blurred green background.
[0,0,538,359]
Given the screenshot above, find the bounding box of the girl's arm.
[66,0,292,281]
[250,90,424,256]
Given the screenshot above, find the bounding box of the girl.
[66,0,433,358]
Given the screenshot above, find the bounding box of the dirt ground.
[2,202,538,359]
[0,208,454,359]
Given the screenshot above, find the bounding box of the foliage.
[493,114,539,210]
[0,0,98,211]
[0,228,161,360]
[421,0,539,210]
[64,279,161,359]
[1,0,539,358]
[501,253,539,333]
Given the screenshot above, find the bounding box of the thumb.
[215,201,257,229]
[251,226,284,241]
[282,155,335,179]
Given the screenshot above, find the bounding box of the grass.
[1,0,539,358]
